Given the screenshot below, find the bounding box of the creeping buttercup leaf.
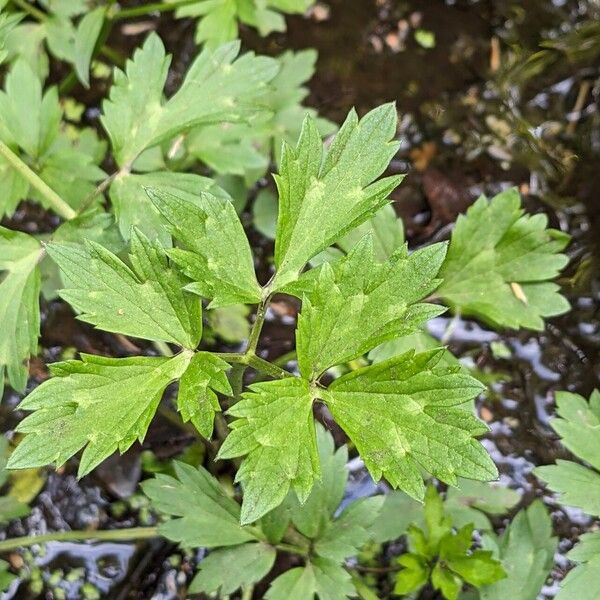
[479,500,556,600]
[8,353,191,477]
[177,352,232,438]
[148,187,262,307]
[271,104,403,291]
[101,34,278,167]
[437,188,570,330]
[314,496,384,562]
[143,461,258,547]
[217,377,319,524]
[557,532,600,600]
[47,229,202,348]
[173,0,314,48]
[109,170,230,245]
[535,390,600,515]
[0,228,41,394]
[189,542,276,595]
[289,237,447,379]
[324,349,496,501]
[265,557,355,600]
[0,437,30,523]
[73,7,105,88]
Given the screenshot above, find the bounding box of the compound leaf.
[148,186,262,307]
[291,237,447,379]
[8,353,191,477]
[535,390,600,515]
[437,188,570,330]
[217,377,319,524]
[101,33,278,167]
[189,542,276,595]
[479,500,556,600]
[143,461,258,547]
[0,228,41,394]
[271,104,403,290]
[177,351,232,438]
[47,229,202,349]
[324,349,496,501]
[314,496,384,562]
[558,533,600,600]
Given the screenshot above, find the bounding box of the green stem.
[0,141,76,220]
[100,44,126,67]
[246,298,268,355]
[276,542,309,557]
[247,355,291,379]
[10,0,46,21]
[111,0,201,20]
[241,585,254,600]
[0,527,158,553]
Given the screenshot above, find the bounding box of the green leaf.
[535,390,600,515]
[0,437,30,523]
[0,11,23,64]
[147,186,262,308]
[101,34,278,167]
[558,532,600,600]
[368,490,423,543]
[479,500,556,600]
[437,188,570,330]
[189,542,276,595]
[288,424,348,539]
[47,229,202,348]
[291,237,447,379]
[0,228,41,394]
[547,390,600,469]
[0,58,60,158]
[8,353,191,477]
[142,461,258,547]
[394,554,429,595]
[324,349,496,501]
[177,351,232,438]
[447,550,505,587]
[217,377,318,524]
[266,558,355,600]
[271,104,403,290]
[109,170,230,245]
[557,555,600,600]
[431,563,462,600]
[444,478,521,531]
[314,496,384,561]
[74,7,105,88]
[535,460,600,516]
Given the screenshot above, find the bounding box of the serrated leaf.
[8,353,191,477]
[444,478,521,531]
[101,34,278,167]
[437,188,570,330]
[177,351,232,438]
[394,554,430,595]
[47,229,202,348]
[173,0,313,48]
[217,377,318,524]
[535,390,600,516]
[147,186,262,308]
[314,496,384,561]
[290,237,447,379]
[288,424,348,539]
[0,58,60,159]
[0,228,41,394]
[109,170,230,245]
[479,500,556,600]
[271,104,403,290]
[324,349,496,501]
[559,532,600,600]
[142,461,258,547]
[74,7,105,88]
[536,460,600,516]
[266,558,355,600]
[189,542,276,595]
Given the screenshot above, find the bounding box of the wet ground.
[1,0,599,598]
